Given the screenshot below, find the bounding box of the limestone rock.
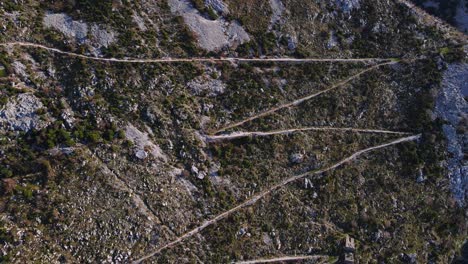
[168,0,249,51]
[290,153,304,164]
[435,63,468,204]
[335,0,361,13]
[125,124,167,161]
[205,0,229,14]
[0,93,52,132]
[43,13,117,49]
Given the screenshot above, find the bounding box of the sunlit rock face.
[167,0,250,51]
[0,93,53,132]
[435,63,468,204]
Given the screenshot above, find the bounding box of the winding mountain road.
[235,255,328,264]
[206,126,411,142]
[214,61,398,134]
[0,40,424,263]
[0,42,395,64]
[132,134,421,263]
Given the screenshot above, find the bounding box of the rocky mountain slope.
[0,0,467,263]
[413,0,468,33]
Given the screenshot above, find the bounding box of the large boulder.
[0,93,52,132]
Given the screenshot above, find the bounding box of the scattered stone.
[416,168,426,183]
[304,178,313,189]
[135,150,148,160]
[60,99,75,128]
[11,61,27,79]
[290,153,304,164]
[357,174,366,186]
[125,124,167,161]
[373,230,383,241]
[237,227,247,238]
[188,76,226,97]
[286,35,297,50]
[262,233,273,245]
[49,147,75,156]
[191,165,199,175]
[327,31,339,49]
[400,253,417,263]
[205,0,229,14]
[335,0,361,13]
[190,165,206,179]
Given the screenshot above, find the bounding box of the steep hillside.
[0,0,466,263]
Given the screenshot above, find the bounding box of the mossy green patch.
[0,67,6,78]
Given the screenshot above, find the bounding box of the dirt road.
[0,42,395,64]
[214,61,398,134]
[132,134,421,263]
[206,126,411,142]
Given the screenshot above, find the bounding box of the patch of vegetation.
[191,0,219,20]
[223,0,272,34]
[0,84,19,107]
[41,0,116,24]
[439,44,465,63]
[0,67,6,78]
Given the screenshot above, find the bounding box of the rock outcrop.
[125,124,167,161]
[43,13,117,51]
[0,93,52,132]
[167,0,250,51]
[435,63,468,204]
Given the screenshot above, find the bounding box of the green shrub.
[0,227,13,244]
[0,67,6,78]
[206,7,219,20]
[0,167,13,178]
[440,45,465,63]
[86,131,101,143]
[15,184,35,200]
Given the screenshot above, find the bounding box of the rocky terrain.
[414,0,468,33]
[0,0,467,263]
[435,63,468,204]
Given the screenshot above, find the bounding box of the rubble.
[205,0,229,14]
[289,153,304,164]
[335,0,361,13]
[125,124,167,161]
[191,165,206,179]
[188,76,226,97]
